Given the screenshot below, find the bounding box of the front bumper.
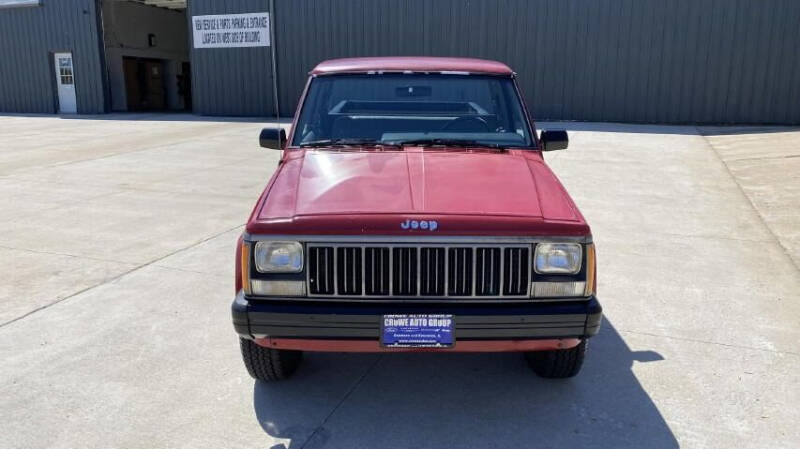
[232,292,602,352]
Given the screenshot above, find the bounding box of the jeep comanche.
[232,57,602,380]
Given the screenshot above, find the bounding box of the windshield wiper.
[390,138,505,149]
[298,138,401,148]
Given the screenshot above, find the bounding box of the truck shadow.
[252,320,677,449]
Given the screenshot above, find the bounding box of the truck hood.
[249,149,588,236]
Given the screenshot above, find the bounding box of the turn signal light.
[532,281,586,298]
[250,280,306,297]
[241,241,251,295]
[585,243,596,296]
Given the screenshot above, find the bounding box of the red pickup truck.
[232,57,601,381]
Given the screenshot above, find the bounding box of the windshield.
[291,74,534,148]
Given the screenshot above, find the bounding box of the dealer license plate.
[381,314,454,348]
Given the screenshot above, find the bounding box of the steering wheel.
[440,116,490,132]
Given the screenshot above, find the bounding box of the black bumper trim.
[232,292,602,341]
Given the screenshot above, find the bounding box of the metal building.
[0,0,107,114]
[0,0,190,115]
[1,0,800,124]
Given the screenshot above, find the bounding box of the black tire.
[239,338,302,381]
[525,340,587,378]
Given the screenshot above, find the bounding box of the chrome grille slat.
[470,250,475,293]
[461,249,467,293]
[489,249,495,293]
[392,247,417,296]
[502,247,530,296]
[420,247,445,296]
[442,250,446,291]
[364,247,389,295]
[480,249,486,294]
[427,249,432,292]
[416,247,422,296]
[447,247,472,296]
[308,246,335,295]
[498,247,504,297]
[362,247,366,295]
[322,247,328,292]
[307,243,530,299]
[370,248,375,293]
[476,247,501,296]
[316,247,321,290]
[335,247,361,296]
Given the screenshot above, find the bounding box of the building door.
[53,52,77,113]
[144,61,166,110]
[123,57,166,111]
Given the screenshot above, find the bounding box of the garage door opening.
[100,0,190,112]
[122,57,164,111]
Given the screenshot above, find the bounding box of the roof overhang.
[125,0,186,10]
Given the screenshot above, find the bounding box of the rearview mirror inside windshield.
[396,85,432,97]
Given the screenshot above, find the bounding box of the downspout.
[269,0,281,148]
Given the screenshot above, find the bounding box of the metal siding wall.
[0,0,106,114]
[1,0,798,123]
[187,0,274,116]
[269,0,800,124]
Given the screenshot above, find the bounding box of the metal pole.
[96,0,113,113]
[269,0,281,148]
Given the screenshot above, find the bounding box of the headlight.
[254,241,303,273]
[534,243,582,274]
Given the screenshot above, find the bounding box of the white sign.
[192,12,270,49]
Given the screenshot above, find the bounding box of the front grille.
[307,244,530,298]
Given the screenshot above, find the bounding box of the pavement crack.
[298,355,384,449]
[0,244,131,265]
[149,264,228,277]
[619,328,800,358]
[2,122,256,178]
[0,224,244,329]
[656,231,773,244]
[695,127,800,274]
[724,153,800,163]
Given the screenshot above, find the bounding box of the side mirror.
[540,129,568,151]
[259,127,287,149]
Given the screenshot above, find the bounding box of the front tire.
[526,340,587,378]
[239,338,302,381]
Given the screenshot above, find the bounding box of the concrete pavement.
[1,114,798,448]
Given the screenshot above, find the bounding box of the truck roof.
[310,57,514,76]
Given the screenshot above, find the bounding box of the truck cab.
[233,57,601,381]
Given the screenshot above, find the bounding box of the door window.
[58,57,73,85]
